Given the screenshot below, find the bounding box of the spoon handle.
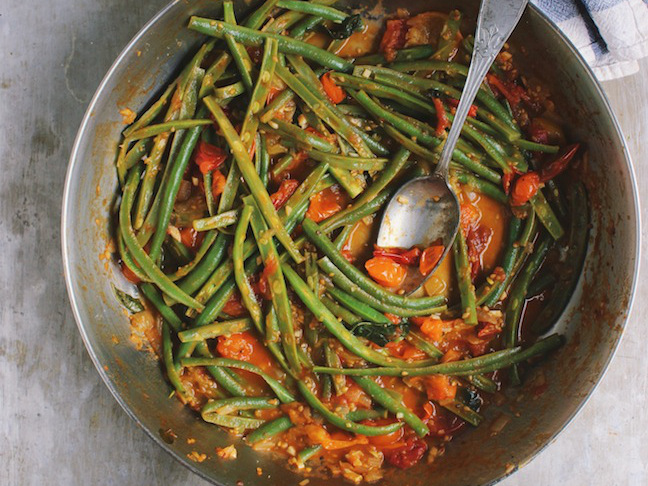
[435,0,529,179]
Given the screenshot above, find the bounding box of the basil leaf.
[112,284,144,313]
[323,14,363,40]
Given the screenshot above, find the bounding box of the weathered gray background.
[1,0,646,484]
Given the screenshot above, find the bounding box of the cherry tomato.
[306,186,345,223]
[194,141,227,175]
[365,256,407,288]
[320,72,346,104]
[216,332,254,361]
[373,246,421,266]
[419,245,444,276]
[510,171,540,206]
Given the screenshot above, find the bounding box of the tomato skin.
[216,332,254,361]
[539,143,580,182]
[510,172,540,206]
[320,72,346,104]
[306,186,344,223]
[211,170,226,199]
[365,256,407,288]
[432,97,449,136]
[373,246,421,266]
[465,225,493,279]
[270,179,299,210]
[383,437,428,469]
[419,245,444,276]
[380,19,408,62]
[194,141,227,175]
[502,171,514,195]
[486,74,529,107]
[447,97,478,117]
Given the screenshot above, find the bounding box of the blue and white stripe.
[532,0,648,80]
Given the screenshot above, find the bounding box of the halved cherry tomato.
[306,186,345,223]
[194,141,227,175]
[419,245,444,276]
[211,169,227,199]
[216,331,254,361]
[539,143,580,182]
[447,97,478,117]
[424,375,457,401]
[380,19,408,62]
[320,72,346,104]
[270,178,299,209]
[365,256,407,288]
[373,246,421,266]
[510,171,540,206]
[432,97,449,136]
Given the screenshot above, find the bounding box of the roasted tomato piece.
[510,172,540,206]
[216,331,254,361]
[194,141,227,175]
[321,72,346,104]
[419,245,444,276]
[270,178,299,209]
[383,437,428,469]
[373,246,421,266]
[380,19,408,62]
[365,256,407,288]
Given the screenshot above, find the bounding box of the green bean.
[312,333,564,377]
[243,0,280,29]
[165,236,193,266]
[441,399,482,427]
[247,199,301,371]
[327,287,392,325]
[303,219,445,311]
[296,381,404,436]
[177,232,230,296]
[183,357,296,403]
[259,89,295,124]
[265,119,338,152]
[203,396,279,415]
[123,82,177,138]
[290,15,325,39]
[333,223,353,251]
[278,0,349,23]
[247,416,293,444]
[527,272,557,298]
[306,150,387,171]
[453,229,477,326]
[140,283,184,332]
[240,38,280,152]
[276,63,372,158]
[148,122,203,263]
[162,321,187,400]
[223,2,254,91]
[257,134,270,186]
[126,119,212,141]
[353,376,429,437]
[354,45,437,65]
[332,73,436,114]
[119,165,204,310]
[405,330,443,359]
[234,206,264,333]
[213,81,246,100]
[345,409,388,421]
[322,147,410,231]
[189,17,353,72]
[514,138,560,154]
[323,339,348,396]
[263,0,338,34]
[504,234,553,384]
[481,216,523,307]
[117,139,150,184]
[205,96,303,263]
[203,171,217,216]
[533,182,589,333]
[200,51,233,98]
[296,445,322,465]
[322,295,361,325]
[193,209,240,232]
[531,190,565,240]
[281,163,328,217]
[117,234,150,283]
[283,263,433,368]
[434,10,462,61]
[178,318,252,343]
[452,171,508,204]
[201,412,266,430]
[465,374,498,393]
[194,341,249,396]
[319,257,446,317]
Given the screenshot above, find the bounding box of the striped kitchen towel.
[532,0,648,80]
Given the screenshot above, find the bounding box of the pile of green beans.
[112,0,587,476]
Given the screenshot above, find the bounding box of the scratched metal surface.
[1,0,647,484]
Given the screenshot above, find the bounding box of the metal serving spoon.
[376,0,529,294]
